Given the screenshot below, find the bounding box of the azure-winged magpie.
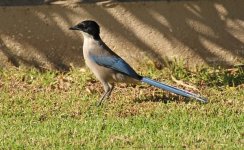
[70,20,207,106]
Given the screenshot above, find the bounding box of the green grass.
[0,63,243,149]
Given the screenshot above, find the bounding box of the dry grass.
[0,64,243,149]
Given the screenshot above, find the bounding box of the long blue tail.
[141,77,208,103]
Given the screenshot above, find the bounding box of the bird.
[69,20,207,106]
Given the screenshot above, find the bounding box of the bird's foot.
[96,100,103,107]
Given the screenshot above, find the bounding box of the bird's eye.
[77,23,85,29]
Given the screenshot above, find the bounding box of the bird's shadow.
[133,94,191,104]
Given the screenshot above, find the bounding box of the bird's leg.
[97,83,114,106]
[107,83,114,98]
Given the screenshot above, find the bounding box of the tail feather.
[141,77,208,103]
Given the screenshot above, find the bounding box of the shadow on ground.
[0,0,243,71]
[133,94,187,104]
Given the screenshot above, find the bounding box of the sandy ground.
[0,0,243,70]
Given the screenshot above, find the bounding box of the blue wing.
[91,55,141,80]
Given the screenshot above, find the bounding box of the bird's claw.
[96,101,103,107]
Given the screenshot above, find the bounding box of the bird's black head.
[69,20,100,40]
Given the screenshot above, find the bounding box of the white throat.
[82,31,100,57]
[82,32,96,46]
[82,32,94,40]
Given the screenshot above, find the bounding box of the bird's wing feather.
[91,55,140,79]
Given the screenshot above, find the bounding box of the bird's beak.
[69,25,79,30]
